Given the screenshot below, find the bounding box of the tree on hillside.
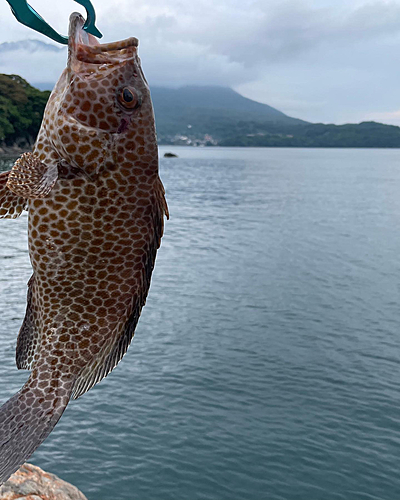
[0,74,50,146]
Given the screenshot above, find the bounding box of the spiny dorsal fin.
[7,152,58,199]
[0,171,27,219]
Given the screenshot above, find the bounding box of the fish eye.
[117,87,141,110]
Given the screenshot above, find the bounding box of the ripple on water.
[0,147,400,499]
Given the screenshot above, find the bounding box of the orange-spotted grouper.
[0,12,168,483]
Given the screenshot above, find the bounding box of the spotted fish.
[0,12,168,483]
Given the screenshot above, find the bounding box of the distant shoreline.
[2,74,400,150]
[3,144,400,161]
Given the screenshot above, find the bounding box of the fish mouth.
[69,13,138,66]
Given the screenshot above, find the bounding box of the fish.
[0,12,168,484]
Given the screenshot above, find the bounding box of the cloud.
[0,47,66,85]
[98,0,400,66]
[1,0,400,123]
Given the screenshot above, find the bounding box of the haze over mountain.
[0,40,64,54]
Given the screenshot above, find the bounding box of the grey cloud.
[5,0,400,88]
[210,1,400,65]
[99,0,400,75]
[2,0,400,124]
[0,48,66,84]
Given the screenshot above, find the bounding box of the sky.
[1,0,400,125]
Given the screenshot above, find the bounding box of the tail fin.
[0,367,74,484]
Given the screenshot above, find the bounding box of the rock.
[0,463,87,500]
[163,152,178,158]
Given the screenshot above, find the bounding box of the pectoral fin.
[7,152,58,199]
[0,171,27,219]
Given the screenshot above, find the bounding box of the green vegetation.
[1,74,400,148]
[151,86,400,148]
[0,74,50,147]
[218,121,400,148]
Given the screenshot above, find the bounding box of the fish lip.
[68,12,138,64]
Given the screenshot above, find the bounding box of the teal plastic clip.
[5,0,103,44]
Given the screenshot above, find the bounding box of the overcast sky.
[1,0,400,124]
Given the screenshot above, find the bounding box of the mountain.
[0,40,64,54]
[150,87,400,148]
[219,121,400,148]
[152,86,306,125]
[0,74,50,147]
[1,73,400,148]
[151,86,307,144]
[2,78,308,145]
[27,85,307,125]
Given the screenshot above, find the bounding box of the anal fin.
[0,171,27,219]
[7,152,58,199]
[72,300,141,399]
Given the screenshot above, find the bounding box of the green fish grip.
[5,0,102,44]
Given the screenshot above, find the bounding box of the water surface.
[0,147,400,499]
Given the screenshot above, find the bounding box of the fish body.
[0,13,168,483]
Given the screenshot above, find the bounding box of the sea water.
[0,147,400,499]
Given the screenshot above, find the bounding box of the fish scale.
[0,12,168,484]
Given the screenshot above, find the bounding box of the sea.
[0,146,400,500]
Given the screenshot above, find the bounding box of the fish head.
[46,13,156,176]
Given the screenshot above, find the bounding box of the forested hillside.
[0,74,50,147]
[1,74,400,148]
[219,121,400,148]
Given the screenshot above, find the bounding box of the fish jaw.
[68,13,138,70]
